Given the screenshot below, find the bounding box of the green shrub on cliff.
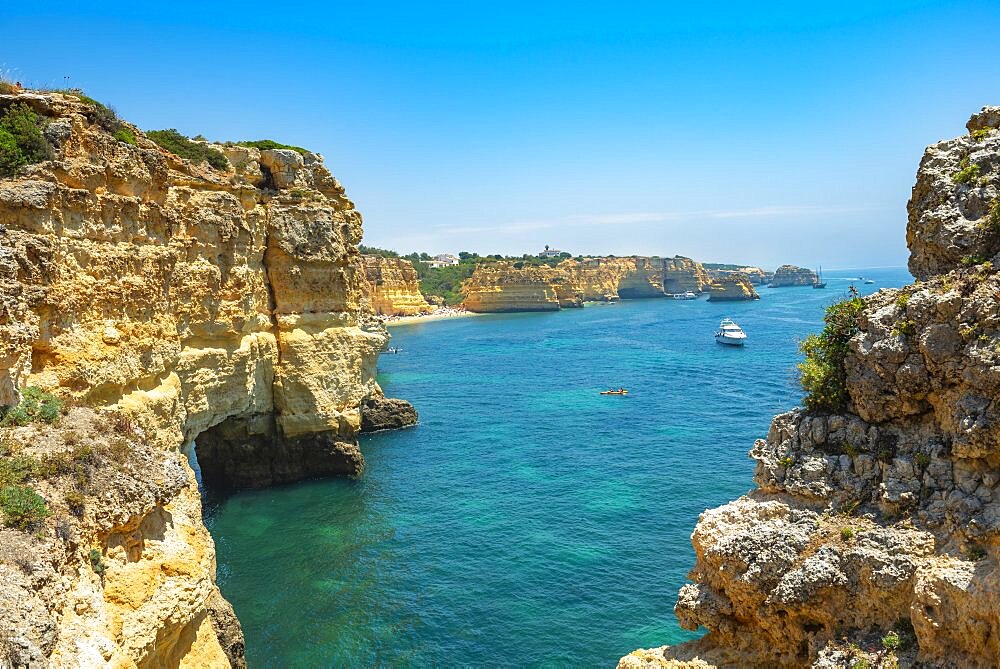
[0,102,53,177]
[953,156,981,184]
[235,139,309,154]
[146,129,229,170]
[798,288,864,413]
[0,485,50,529]
[0,387,63,427]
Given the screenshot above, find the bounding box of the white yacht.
[670,291,699,300]
[715,318,747,346]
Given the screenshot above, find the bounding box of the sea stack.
[769,264,819,286]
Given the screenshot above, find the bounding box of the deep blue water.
[204,267,910,667]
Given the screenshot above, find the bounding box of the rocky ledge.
[620,107,1000,668]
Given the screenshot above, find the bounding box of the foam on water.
[205,268,911,666]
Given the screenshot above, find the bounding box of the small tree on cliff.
[798,287,864,413]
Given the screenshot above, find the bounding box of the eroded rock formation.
[461,256,712,311]
[359,255,432,316]
[663,256,712,294]
[770,264,819,287]
[706,275,760,302]
[619,107,1000,668]
[0,90,414,666]
[461,262,583,312]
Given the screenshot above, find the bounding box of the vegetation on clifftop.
[235,139,309,154]
[0,102,53,177]
[147,128,229,170]
[798,287,864,412]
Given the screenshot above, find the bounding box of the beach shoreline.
[383,307,480,327]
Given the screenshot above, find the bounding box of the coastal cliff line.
[359,254,433,316]
[0,89,414,666]
[620,107,1000,668]
[460,255,727,313]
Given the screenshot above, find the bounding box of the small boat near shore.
[600,388,629,395]
[715,318,747,346]
[668,291,699,300]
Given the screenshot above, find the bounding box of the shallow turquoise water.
[204,268,910,667]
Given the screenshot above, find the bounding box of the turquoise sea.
[202,267,911,667]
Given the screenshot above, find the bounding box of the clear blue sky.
[5,1,999,268]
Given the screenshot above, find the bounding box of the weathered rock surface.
[0,89,415,666]
[769,265,820,287]
[461,262,582,312]
[461,256,712,311]
[359,255,432,316]
[621,107,1000,667]
[360,396,419,433]
[706,275,760,302]
[663,256,712,293]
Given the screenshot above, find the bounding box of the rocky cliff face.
[706,275,760,302]
[0,90,413,666]
[620,107,1000,668]
[770,265,819,287]
[558,257,639,301]
[462,262,583,312]
[663,256,712,293]
[359,255,432,316]
[462,256,712,311]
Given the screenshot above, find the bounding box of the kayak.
[600,390,629,395]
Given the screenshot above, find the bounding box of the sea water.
[203,268,911,666]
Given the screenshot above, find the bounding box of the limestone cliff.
[359,255,432,316]
[706,275,760,302]
[557,257,637,301]
[663,256,712,294]
[0,89,413,666]
[462,256,712,311]
[770,264,819,287]
[461,262,583,312]
[619,107,1000,668]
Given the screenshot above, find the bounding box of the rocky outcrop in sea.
[770,264,819,287]
[706,275,760,302]
[0,89,415,666]
[619,106,1000,668]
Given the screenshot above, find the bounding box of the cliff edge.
[0,89,414,666]
[620,107,1000,668]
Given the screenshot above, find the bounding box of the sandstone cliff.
[558,257,639,301]
[0,89,413,666]
[770,264,819,287]
[462,256,712,312]
[359,255,432,316]
[462,262,583,312]
[620,107,1000,668]
[706,275,760,302]
[663,256,712,294]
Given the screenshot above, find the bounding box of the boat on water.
[715,318,747,346]
[384,346,402,354]
[669,291,699,300]
[812,266,827,289]
[600,388,629,395]
[864,279,875,284]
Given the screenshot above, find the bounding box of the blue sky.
[4,1,999,268]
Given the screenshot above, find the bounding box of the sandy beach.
[383,307,481,327]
